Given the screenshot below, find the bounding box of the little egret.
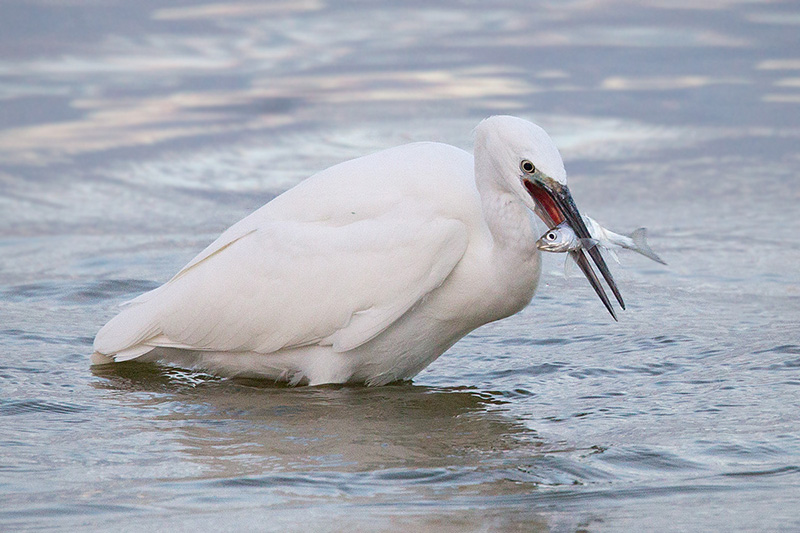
[93,115,622,386]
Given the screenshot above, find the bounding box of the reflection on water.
[2,0,798,167]
[79,362,620,532]
[92,362,543,481]
[2,0,800,530]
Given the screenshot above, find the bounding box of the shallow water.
[2,0,800,530]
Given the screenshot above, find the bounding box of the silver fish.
[536,222,599,253]
[537,217,666,265]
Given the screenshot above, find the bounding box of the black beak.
[524,176,624,320]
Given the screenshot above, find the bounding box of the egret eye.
[520,160,536,174]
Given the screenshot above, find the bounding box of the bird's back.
[264,141,478,222]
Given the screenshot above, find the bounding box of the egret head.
[475,115,624,319]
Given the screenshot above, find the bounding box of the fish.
[536,222,599,253]
[537,216,666,265]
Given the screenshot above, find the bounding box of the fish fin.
[630,228,667,265]
[605,245,621,264]
[579,238,599,249]
[563,253,576,278]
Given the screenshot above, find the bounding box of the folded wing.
[94,209,468,361]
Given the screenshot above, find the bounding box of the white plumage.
[93,115,607,386]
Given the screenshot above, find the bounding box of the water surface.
[1,0,800,531]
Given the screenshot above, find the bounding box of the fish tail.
[630,228,667,265]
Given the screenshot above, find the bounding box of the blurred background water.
[1,0,799,531]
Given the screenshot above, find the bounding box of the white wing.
[94,208,468,360]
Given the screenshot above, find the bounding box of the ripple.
[704,441,787,460]
[594,446,705,473]
[620,361,683,376]
[755,344,800,355]
[497,336,571,347]
[750,344,800,371]
[0,330,93,347]
[65,279,160,303]
[0,279,158,304]
[211,467,478,497]
[91,361,224,391]
[515,455,617,486]
[0,399,89,416]
[721,465,800,478]
[0,502,142,520]
[568,367,623,379]
[485,388,537,400]
[370,467,465,485]
[483,362,567,380]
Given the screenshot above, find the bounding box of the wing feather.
[94,210,468,358]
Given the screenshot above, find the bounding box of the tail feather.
[93,301,161,363]
[630,228,667,265]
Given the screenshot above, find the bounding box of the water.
[2,0,799,530]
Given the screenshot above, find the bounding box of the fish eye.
[547,232,557,240]
[520,160,536,174]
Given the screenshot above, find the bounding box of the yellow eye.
[520,160,536,174]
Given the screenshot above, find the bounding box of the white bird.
[92,116,623,386]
